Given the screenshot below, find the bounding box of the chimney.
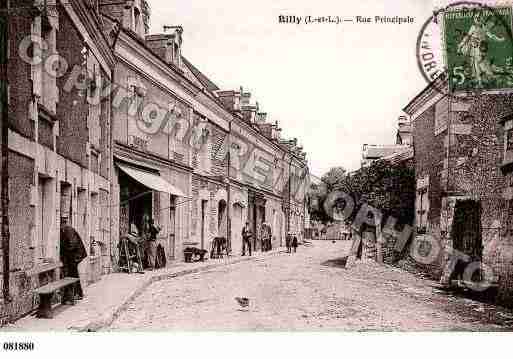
[100,0,149,38]
[396,114,412,145]
[398,115,409,127]
[255,112,267,124]
[145,25,183,68]
[216,89,242,113]
[271,121,281,140]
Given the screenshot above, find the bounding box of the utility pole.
[0,0,10,302]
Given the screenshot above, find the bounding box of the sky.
[147,0,433,177]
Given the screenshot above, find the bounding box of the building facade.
[2,0,115,323]
[404,76,513,303]
[1,0,309,323]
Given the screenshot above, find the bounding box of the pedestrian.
[145,217,161,270]
[242,221,252,256]
[261,221,271,252]
[60,217,87,301]
[267,223,273,251]
[292,234,298,253]
[285,231,292,253]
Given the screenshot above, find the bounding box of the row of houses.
[0,0,309,323]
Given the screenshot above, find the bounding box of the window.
[39,13,57,112]
[37,177,52,261]
[88,63,101,149]
[502,117,513,168]
[200,127,211,173]
[90,192,99,255]
[169,195,176,259]
[507,129,513,151]
[416,176,429,232]
[434,97,449,136]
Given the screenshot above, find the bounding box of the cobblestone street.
[106,241,513,331]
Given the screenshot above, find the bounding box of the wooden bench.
[34,277,80,319]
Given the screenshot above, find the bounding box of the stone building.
[404,76,513,303]
[1,0,115,322]
[1,0,309,323]
[216,89,309,253]
[100,0,198,264]
[99,0,309,259]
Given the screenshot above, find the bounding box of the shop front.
[116,160,185,271]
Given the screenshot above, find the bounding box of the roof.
[403,73,448,115]
[362,144,411,159]
[182,57,220,92]
[380,147,414,164]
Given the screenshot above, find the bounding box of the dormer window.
[134,7,141,36]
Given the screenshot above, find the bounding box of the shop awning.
[117,163,185,197]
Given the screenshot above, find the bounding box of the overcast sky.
[148,0,433,177]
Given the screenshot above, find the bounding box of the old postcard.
[1,0,513,357]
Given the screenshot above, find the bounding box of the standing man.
[267,223,273,251]
[260,222,267,252]
[60,217,87,301]
[286,231,292,253]
[242,221,252,256]
[292,234,298,253]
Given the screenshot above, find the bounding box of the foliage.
[308,160,415,227]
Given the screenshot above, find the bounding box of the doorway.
[218,199,227,238]
[169,195,176,259]
[129,191,152,234]
[201,199,207,250]
[451,199,483,280]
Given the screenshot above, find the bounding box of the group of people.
[241,221,298,256]
[241,221,273,256]
[58,213,163,302]
[122,214,163,271]
[285,232,298,253]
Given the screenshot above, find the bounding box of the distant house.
[361,116,413,167]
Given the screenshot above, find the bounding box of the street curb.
[80,250,285,331]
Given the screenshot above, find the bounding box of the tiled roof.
[363,145,410,159]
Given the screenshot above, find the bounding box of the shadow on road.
[432,284,498,305]
[321,256,348,269]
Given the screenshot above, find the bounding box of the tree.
[309,160,415,227]
[320,166,346,192]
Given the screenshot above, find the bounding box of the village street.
[106,241,513,331]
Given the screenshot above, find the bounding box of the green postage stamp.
[444,6,513,92]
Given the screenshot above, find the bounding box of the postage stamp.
[417,1,513,97]
[445,6,513,91]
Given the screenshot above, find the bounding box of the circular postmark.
[416,1,513,100]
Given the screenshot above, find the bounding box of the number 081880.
[3,342,34,351]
